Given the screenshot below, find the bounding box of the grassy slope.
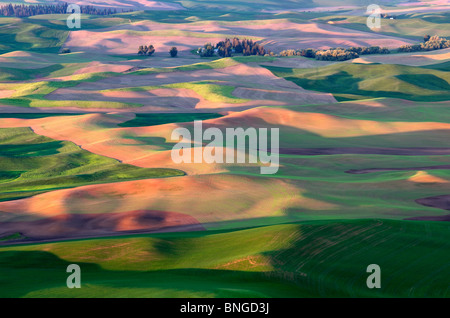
[0,127,184,201]
[164,0,385,11]
[0,18,68,54]
[118,112,223,127]
[0,219,448,297]
[265,63,450,102]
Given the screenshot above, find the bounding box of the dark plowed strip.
[346,165,450,174]
[416,195,450,211]
[406,195,450,221]
[406,215,450,221]
[279,147,450,156]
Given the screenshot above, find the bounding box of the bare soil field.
[408,171,449,184]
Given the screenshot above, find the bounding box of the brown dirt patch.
[408,171,449,184]
[0,90,14,98]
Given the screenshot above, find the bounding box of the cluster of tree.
[198,38,271,58]
[398,35,450,52]
[0,3,129,18]
[347,46,390,55]
[137,45,178,57]
[279,46,389,61]
[278,48,315,58]
[315,49,359,61]
[278,35,449,61]
[199,43,215,57]
[138,45,155,56]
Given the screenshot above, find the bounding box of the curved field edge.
[0,127,185,201]
[0,219,448,298]
[264,63,450,102]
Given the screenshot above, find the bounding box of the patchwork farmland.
[0,0,449,299]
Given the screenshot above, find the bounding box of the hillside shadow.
[284,70,450,102]
[396,74,450,91]
[0,250,304,298]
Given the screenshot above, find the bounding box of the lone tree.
[148,44,155,56]
[169,46,178,57]
[424,34,431,42]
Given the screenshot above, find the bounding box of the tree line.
[0,3,130,18]
[279,35,449,61]
[279,46,390,61]
[198,38,272,58]
[398,35,450,52]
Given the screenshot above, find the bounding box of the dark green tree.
[170,47,178,57]
[148,44,155,56]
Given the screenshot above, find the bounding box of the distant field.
[314,14,450,40]
[0,219,448,297]
[265,63,450,101]
[63,18,414,55]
